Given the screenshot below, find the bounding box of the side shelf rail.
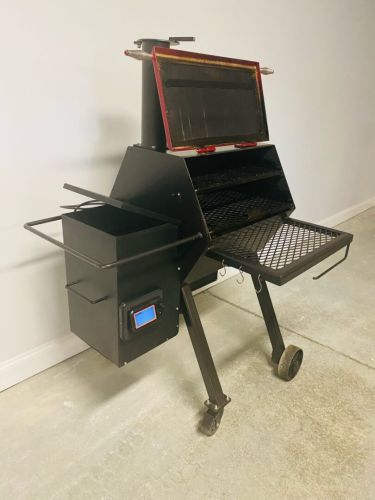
[24,215,202,270]
[208,215,353,285]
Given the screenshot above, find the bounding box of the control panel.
[133,304,157,330]
[119,289,164,341]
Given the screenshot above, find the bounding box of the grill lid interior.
[152,47,269,151]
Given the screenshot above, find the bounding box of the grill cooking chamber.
[182,145,352,284]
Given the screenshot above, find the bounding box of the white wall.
[1,0,374,391]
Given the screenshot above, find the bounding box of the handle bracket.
[24,215,203,270]
[313,244,350,280]
[65,281,108,304]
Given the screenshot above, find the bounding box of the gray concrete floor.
[1,208,374,500]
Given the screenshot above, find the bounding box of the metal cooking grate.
[198,189,249,211]
[193,165,281,192]
[200,192,290,234]
[212,215,340,270]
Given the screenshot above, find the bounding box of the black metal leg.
[252,274,285,364]
[181,284,230,435]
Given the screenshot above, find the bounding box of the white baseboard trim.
[0,334,89,392]
[1,197,374,393]
[318,196,375,228]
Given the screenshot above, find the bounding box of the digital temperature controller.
[119,289,164,341]
[133,304,157,329]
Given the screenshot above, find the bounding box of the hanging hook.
[236,267,245,284]
[219,260,226,277]
[255,274,263,294]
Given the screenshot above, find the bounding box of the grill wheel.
[277,345,304,381]
[199,407,224,436]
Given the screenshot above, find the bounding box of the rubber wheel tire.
[278,345,303,381]
[199,408,224,436]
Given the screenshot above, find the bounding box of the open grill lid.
[152,47,269,151]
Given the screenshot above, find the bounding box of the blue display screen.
[133,304,157,329]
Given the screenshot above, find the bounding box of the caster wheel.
[199,407,224,436]
[278,345,303,381]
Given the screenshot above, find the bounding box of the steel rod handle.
[24,215,203,270]
[312,244,350,280]
[260,67,274,75]
[65,281,108,304]
[124,50,152,61]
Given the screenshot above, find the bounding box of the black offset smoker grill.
[25,37,353,435]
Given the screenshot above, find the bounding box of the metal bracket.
[181,284,229,410]
[65,281,108,304]
[24,215,203,270]
[169,36,195,44]
[133,36,195,48]
[204,395,231,413]
[313,245,350,280]
[63,183,180,225]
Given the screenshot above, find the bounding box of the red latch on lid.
[196,146,216,154]
[234,142,257,148]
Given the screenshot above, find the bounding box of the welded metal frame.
[208,216,353,285]
[252,274,285,364]
[181,285,230,417]
[24,215,202,270]
[24,36,355,436]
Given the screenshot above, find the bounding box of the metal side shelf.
[207,215,353,285]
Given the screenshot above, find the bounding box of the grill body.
[183,144,352,284]
[24,40,354,435]
[109,144,352,289]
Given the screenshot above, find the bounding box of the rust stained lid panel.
[152,47,269,151]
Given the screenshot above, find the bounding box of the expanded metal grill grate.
[198,189,249,211]
[193,165,281,192]
[212,215,340,270]
[200,191,290,234]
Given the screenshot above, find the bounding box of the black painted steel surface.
[24,39,353,435]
